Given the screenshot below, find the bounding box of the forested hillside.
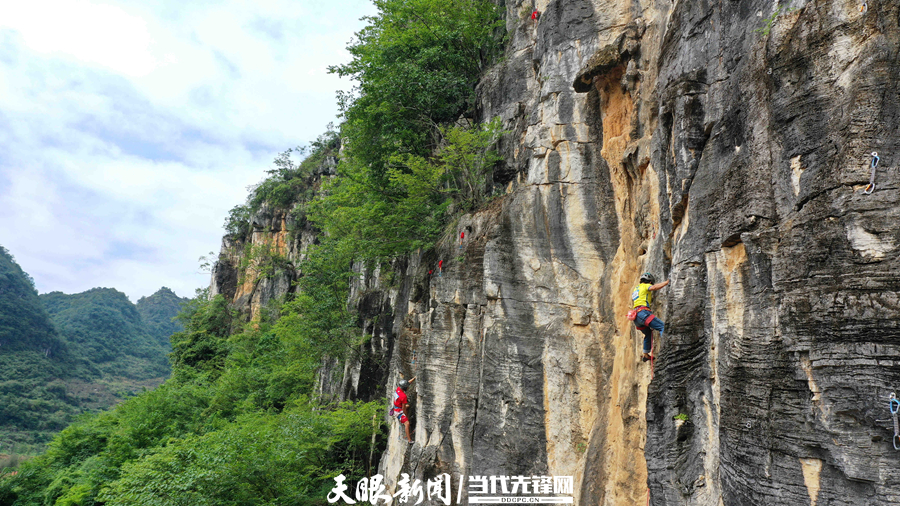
[1,247,186,456]
[0,247,81,453]
[136,287,190,349]
[41,289,170,379]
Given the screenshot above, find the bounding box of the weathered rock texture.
[211,158,336,319]
[643,1,900,505]
[213,0,900,504]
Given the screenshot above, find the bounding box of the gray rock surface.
[212,0,900,504]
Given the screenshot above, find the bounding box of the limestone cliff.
[212,0,900,504]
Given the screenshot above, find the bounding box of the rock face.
[210,160,336,320]
[641,1,900,505]
[214,0,900,504]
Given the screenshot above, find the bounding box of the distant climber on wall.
[390,377,415,444]
[630,272,669,362]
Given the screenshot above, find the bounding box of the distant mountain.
[0,246,80,450]
[0,244,188,453]
[0,247,66,356]
[136,286,189,349]
[41,288,170,379]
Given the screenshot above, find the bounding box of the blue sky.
[0,0,377,301]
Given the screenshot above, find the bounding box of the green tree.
[169,289,235,380]
[330,0,505,181]
[309,119,504,261]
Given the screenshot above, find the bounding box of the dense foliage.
[0,247,66,355]
[1,290,384,506]
[320,0,506,261]
[0,247,82,452]
[0,246,186,454]
[41,289,169,379]
[135,287,189,349]
[330,0,505,177]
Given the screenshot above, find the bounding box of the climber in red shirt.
[390,377,415,443]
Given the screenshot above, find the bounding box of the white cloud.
[0,0,157,76]
[0,0,378,301]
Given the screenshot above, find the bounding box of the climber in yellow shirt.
[631,272,669,362]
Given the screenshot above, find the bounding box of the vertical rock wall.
[644,1,900,505]
[380,0,665,503]
[377,0,900,504]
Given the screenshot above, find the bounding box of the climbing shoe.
[641,353,652,362]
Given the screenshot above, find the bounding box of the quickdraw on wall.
[891,393,900,450]
[459,231,465,250]
[860,1,868,13]
[862,152,880,195]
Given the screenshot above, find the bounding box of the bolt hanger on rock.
[862,152,880,195]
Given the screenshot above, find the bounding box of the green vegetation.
[324,0,505,260]
[1,0,508,502]
[41,289,169,379]
[0,246,83,454]
[1,289,385,505]
[0,246,185,457]
[0,247,61,353]
[135,287,189,349]
[755,5,797,37]
[330,0,504,176]
[674,413,689,422]
[224,129,342,243]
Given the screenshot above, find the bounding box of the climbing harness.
[889,392,900,450]
[862,152,879,195]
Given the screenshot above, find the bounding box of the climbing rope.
[891,392,900,450]
[862,152,879,194]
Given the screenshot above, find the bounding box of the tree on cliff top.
[329,0,505,183]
